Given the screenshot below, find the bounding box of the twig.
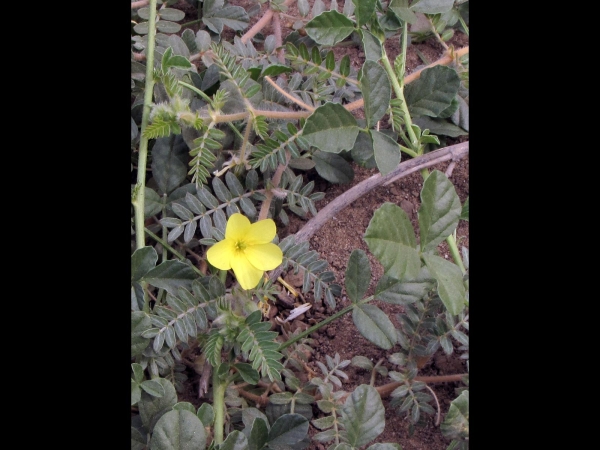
[405,46,469,84]
[131,0,149,8]
[425,384,442,426]
[268,142,469,282]
[240,0,295,44]
[264,76,315,111]
[272,12,285,64]
[371,358,385,387]
[445,161,456,177]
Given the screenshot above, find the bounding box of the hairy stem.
[132,0,158,313]
[381,30,419,150]
[212,367,227,445]
[264,76,315,111]
[144,227,205,277]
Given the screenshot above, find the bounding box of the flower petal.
[231,254,264,290]
[206,239,235,270]
[245,243,283,270]
[245,219,277,245]
[226,213,251,241]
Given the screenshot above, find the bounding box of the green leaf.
[220,430,248,450]
[243,407,270,430]
[132,380,141,406]
[405,66,461,117]
[418,170,461,252]
[132,363,145,384]
[411,0,455,14]
[422,253,466,315]
[145,187,163,218]
[461,197,469,221]
[203,6,250,34]
[370,129,401,176]
[131,424,146,450]
[142,260,196,296]
[352,0,376,27]
[345,249,371,303]
[261,64,292,77]
[366,444,402,450]
[302,102,359,153]
[351,355,374,371]
[248,417,268,450]
[141,379,166,397]
[359,61,391,128]
[305,10,355,46]
[132,311,152,357]
[361,30,382,61]
[269,392,294,405]
[158,8,186,22]
[441,390,469,440]
[165,54,193,71]
[139,377,178,432]
[173,402,196,413]
[412,116,468,137]
[450,95,469,132]
[234,363,260,385]
[341,384,385,447]
[375,273,434,305]
[151,136,189,195]
[156,20,182,34]
[388,0,418,24]
[149,409,207,450]
[350,130,376,168]
[132,246,158,282]
[364,203,421,280]
[197,403,214,426]
[352,304,397,350]
[133,22,150,35]
[312,150,354,184]
[181,29,197,53]
[267,414,309,446]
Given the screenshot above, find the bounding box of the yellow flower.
[207,213,283,290]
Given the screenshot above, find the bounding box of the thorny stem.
[268,142,469,282]
[132,0,158,313]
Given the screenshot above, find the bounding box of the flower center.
[234,239,247,253]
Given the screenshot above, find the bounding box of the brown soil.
[161,2,469,449]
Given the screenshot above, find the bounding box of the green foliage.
[132,0,469,447]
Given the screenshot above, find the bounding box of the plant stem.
[277,293,384,352]
[446,232,466,274]
[132,0,158,313]
[380,33,419,150]
[144,227,205,277]
[268,142,469,283]
[212,366,227,445]
[277,302,356,351]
